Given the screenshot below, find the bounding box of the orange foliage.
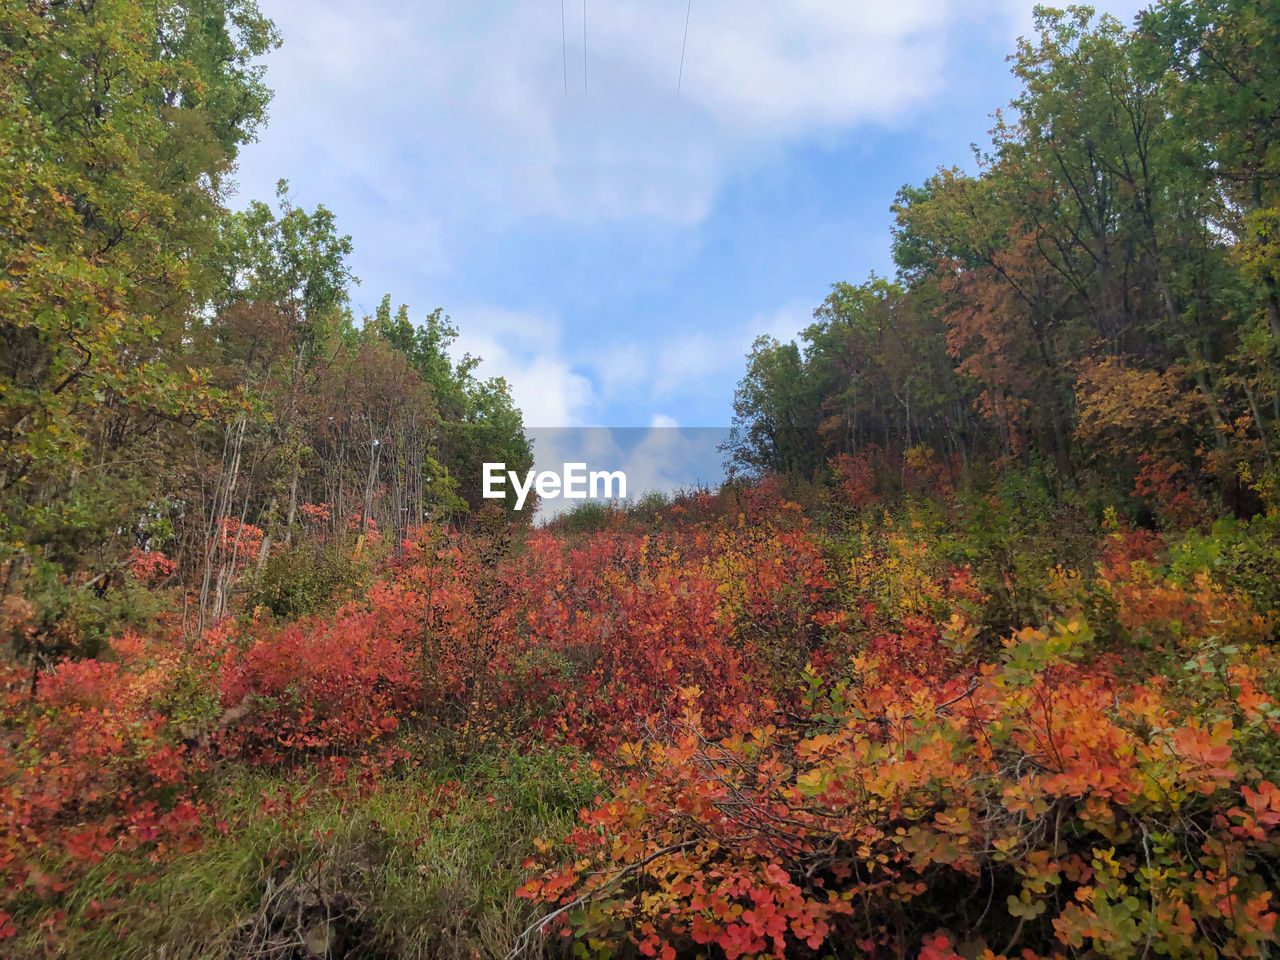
[5,484,1279,957]
[0,636,206,948]
[521,618,1280,958]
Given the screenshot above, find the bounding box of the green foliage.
[213,181,355,325]
[21,745,599,960]
[725,335,825,478]
[248,534,373,621]
[0,0,277,642]
[373,295,533,515]
[550,499,620,536]
[1167,512,1280,625]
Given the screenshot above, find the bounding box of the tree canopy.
[727,3,1280,517]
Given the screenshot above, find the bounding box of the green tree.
[0,0,277,655]
[725,335,825,479]
[373,297,532,514]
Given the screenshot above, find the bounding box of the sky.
[232,0,1149,431]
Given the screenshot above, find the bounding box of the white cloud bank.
[448,300,808,429]
[447,305,596,427]
[241,0,1057,244]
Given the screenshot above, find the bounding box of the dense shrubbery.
[2,478,1278,957]
[522,624,1280,958]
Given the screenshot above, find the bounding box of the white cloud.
[238,0,1049,245]
[447,306,596,427]
[587,300,812,419]
[443,297,813,430]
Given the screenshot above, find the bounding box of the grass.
[28,742,602,960]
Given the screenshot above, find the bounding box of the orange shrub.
[519,621,1280,959]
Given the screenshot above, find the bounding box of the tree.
[0,0,277,655]
[725,335,825,479]
[374,297,532,514]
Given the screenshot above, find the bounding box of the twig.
[506,839,703,959]
[869,680,980,725]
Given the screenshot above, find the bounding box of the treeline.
[727,2,1280,517]
[0,1,529,656]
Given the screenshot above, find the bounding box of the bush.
[1167,513,1280,629]
[520,622,1280,960]
[248,534,373,621]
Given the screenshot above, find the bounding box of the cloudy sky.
[232,0,1147,429]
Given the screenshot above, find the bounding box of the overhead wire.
[563,1,691,97]
[678,0,692,93]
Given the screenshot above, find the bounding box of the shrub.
[248,533,373,621]
[520,622,1280,959]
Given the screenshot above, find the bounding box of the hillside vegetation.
[3,1,1280,958]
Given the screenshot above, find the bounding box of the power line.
[678,0,692,93]
[582,0,588,93]
[560,0,567,95]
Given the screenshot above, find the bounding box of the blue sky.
[232,0,1147,429]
